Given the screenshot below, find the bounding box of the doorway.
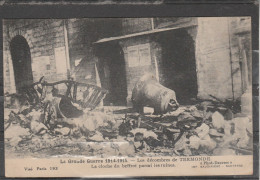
[10,35,33,93]
[96,42,128,106]
[158,29,198,104]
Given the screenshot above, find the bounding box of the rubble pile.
[116,100,253,156]
[5,97,253,157]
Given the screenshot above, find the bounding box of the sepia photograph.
[3,17,254,177]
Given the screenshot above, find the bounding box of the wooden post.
[63,20,71,78]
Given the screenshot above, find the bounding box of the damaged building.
[3,17,253,157]
[4,17,251,106]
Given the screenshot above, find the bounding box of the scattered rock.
[88,132,104,142]
[204,111,213,120]
[55,127,70,136]
[224,109,233,120]
[5,124,30,139]
[213,148,236,156]
[212,111,225,129]
[246,121,253,135]
[119,120,133,136]
[118,142,135,156]
[174,133,189,151]
[30,121,48,135]
[134,140,150,152]
[178,112,195,122]
[28,109,42,122]
[223,122,232,136]
[195,123,210,139]
[199,135,216,151]
[130,128,158,140]
[189,136,201,150]
[187,105,197,112]
[143,107,154,114]
[191,110,203,119]
[9,136,22,146]
[209,129,224,137]
[198,101,213,110]
[169,107,186,116]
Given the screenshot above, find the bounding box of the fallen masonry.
[4,77,253,158]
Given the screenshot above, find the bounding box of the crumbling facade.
[3,17,254,160]
[3,17,251,106]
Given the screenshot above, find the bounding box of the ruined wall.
[3,18,121,94]
[3,19,68,94]
[228,17,252,97]
[195,17,251,100]
[195,17,234,100]
[67,18,121,85]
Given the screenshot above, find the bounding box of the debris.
[189,136,201,150]
[169,106,186,116]
[173,132,189,151]
[241,87,252,117]
[197,101,213,111]
[199,135,217,151]
[209,129,224,137]
[204,111,213,120]
[177,112,195,122]
[30,121,48,135]
[246,121,253,135]
[55,127,70,136]
[187,105,197,112]
[190,110,204,120]
[58,96,83,118]
[223,121,232,136]
[189,134,216,152]
[134,140,150,153]
[9,136,23,147]
[213,148,236,156]
[88,132,104,142]
[5,124,30,139]
[212,111,225,129]
[4,80,253,157]
[224,108,234,120]
[195,123,209,139]
[166,128,181,133]
[28,109,42,122]
[118,142,135,156]
[176,111,200,131]
[119,120,133,136]
[143,107,154,114]
[130,128,158,140]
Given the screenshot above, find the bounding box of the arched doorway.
[10,35,33,93]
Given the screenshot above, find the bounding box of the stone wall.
[195,17,251,100]
[3,17,251,103]
[3,19,68,94]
